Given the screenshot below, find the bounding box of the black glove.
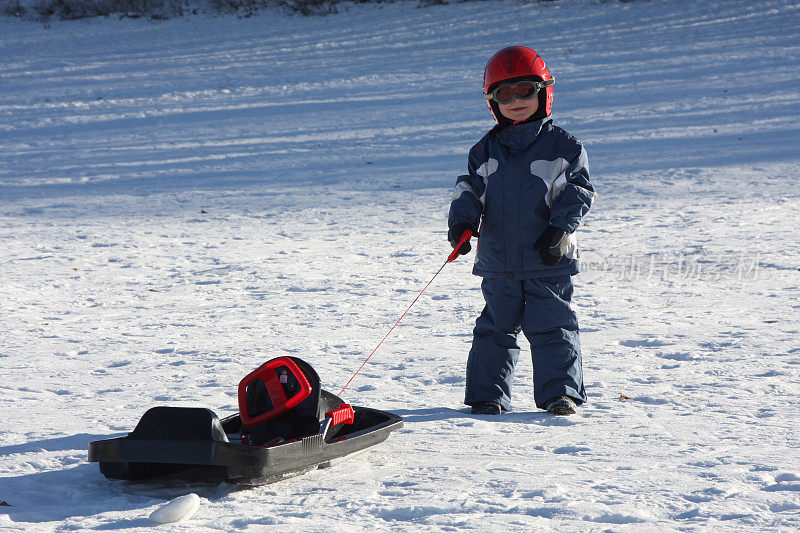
[448,222,476,255]
[534,225,570,266]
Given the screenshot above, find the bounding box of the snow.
[1,0,799,530]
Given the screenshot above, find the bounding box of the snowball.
[148,493,201,524]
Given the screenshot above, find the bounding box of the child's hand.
[535,226,569,266]
[448,223,476,255]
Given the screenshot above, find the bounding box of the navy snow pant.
[464,275,586,411]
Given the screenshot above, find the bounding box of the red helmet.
[483,46,554,123]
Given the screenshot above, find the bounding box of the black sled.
[88,357,403,485]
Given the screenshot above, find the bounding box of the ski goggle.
[484,78,555,104]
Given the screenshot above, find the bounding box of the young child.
[448,46,596,416]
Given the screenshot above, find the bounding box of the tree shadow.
[392,407,578,427]
[93,517,154,530]
[0,433,125,456]
[1,433,239,525]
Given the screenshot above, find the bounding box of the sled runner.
[88,357,403,485]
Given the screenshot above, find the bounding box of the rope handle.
[447,229,473,263]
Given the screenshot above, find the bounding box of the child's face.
[498,93,539,123]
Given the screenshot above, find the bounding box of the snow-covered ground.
[2,0,799,530]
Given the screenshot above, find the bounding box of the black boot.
[545,396,577,415]
[470,401,501,415]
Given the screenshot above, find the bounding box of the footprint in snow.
[762,482,800,492]
[656,351,702,361]
[552,445,591,454]
[620,338,671,348]
[587,512,647,524]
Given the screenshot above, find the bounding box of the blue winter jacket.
[448,117,596,279]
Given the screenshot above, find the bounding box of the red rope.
[337,230,472,396]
